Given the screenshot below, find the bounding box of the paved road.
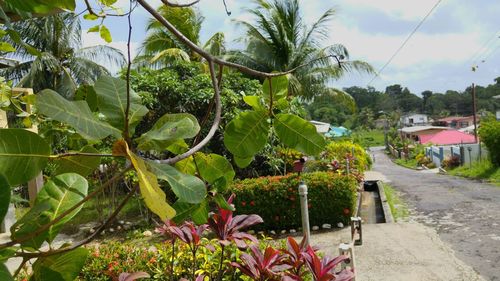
[370,147,500,281]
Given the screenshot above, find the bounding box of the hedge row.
[228,172,358,230]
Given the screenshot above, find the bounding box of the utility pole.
[471,83,478,143]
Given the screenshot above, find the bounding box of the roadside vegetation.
[448,161,500,186]
[383,183,409,222]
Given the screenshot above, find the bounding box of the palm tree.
[1,12,125,97]
[230,0,373,99]
[136,5,227,68]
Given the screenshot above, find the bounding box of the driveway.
[370,147,500,281]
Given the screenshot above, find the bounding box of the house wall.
[425,144,488,167]
[401,114,428,126]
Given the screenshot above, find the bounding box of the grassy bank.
[448,160,500,186]
[352,129,385,148]
[383,183,409,222]
[394,158,419,169]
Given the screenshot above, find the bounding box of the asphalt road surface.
[370,147,500,281]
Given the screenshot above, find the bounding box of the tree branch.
[161,0,201,7]
[15,184,139,259]
[155,60,222,165]
[123,0,134,144]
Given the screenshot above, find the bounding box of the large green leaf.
[223,111,270,158]
[262,75,289,102]
[0,263,13,281]
[31,247,88,281]
[0,129,50,186]
[243,95,265,111]
[147,161,206,204]
[234,156,254,168]
[0,175,10,225]
[172,199,208,225]
[11,173,88,248]
[6,0,76,14]
[175,157,196,175]
[93,76,148,132]
[136,113,200,151]
[36,90,121,141]
[274,114,326,156]
[194,153,235,186]
[10,201,51,250]
[74,84,98,111]
[53,146,101,177]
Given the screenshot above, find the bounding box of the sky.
[80,0,500,96]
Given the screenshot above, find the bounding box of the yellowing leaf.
[88,25,100,33]
[99,25,112,43]
[125,143,176,221]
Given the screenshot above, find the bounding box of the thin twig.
[83,0,134,17]
[123,0,134,144]
[155,61,222,165]
[16,184,139,259]
[13,258,27,278]
[222,0,231,16]
[0,166,131,250]
[161,0,200,7]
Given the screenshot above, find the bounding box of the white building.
[400,113,429,126]
[309,120,331,133]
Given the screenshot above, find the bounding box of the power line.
[367,0,442,86]
[468,29,500,66]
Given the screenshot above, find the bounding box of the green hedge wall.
[228,172,358,231]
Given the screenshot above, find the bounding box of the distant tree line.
[307,77,500,129]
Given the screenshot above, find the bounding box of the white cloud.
[339,0,439,21]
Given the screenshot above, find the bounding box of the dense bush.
[229,172,358,230]
[322,141,371,172]
[478,118,500,166]
[78,237,243,281]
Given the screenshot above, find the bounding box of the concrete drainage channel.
[360,181,394,224]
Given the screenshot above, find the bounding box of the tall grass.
[449,160,500,186]
[383,183,409,222]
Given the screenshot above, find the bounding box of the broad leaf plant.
[0,0,341,280]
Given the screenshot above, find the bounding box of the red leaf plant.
[281,237,307,280]
[208,194,263,248]
[303,247,354,281]
[231,245,285,281]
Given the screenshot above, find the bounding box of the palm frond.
[75,45,126,71]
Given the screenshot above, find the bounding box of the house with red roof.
[419,130,476,145]
[436,116,479,129]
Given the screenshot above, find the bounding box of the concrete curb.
[376,181,394,223]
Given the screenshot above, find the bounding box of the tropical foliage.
[230,0,372,99]
[478,117,500,166]
[1,13,125,97]
[0,1,360,280]
[136,5,226,67]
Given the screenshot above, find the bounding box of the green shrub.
[229,172,358,230]
[76,238,243,281]
[479,118,500,166]
[323,141,371,172]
